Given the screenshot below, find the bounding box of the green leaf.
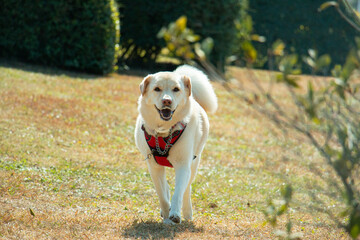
[288,54,298,66]
[331,65,342,78]
[276,73,299,87]
[286,221,293,233]
[279,54,298,72]
[167,42,175,52]
[316,54,331,69]
[312,117,321,125]
[29,208,35,216]
[277,203,288,216]
[291,69,302,75]
[163,32,172,42]
[318,1,338,12]
[157,27,166,39]
[308,49,317,59]
[201,37,214,57]
[281,184,293,202]
[351,225,360,238]
[194,43,205,60]
[340,208,352,218]
[303,56,316,68]
[175,16,187,32]
[276,73,284,82]
[272,40,285,56]
[308,81,314,102]
[355,37,360,49]
[185,34,200,43]
[242,41,257,63]
[251,34,266,43]
[285,76,299,87]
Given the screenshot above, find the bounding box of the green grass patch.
[0,62,350,239]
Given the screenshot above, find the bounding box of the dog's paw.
[183,205,193,220]
[163,218,175,225]
[169,214,181,224]
[160,208,170,219]
[183,212,193,221]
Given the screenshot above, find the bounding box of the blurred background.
[1,0,359,75]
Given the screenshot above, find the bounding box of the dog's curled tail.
[175,65,218,113]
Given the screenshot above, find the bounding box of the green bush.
[248,0,358,73]
[0,0,120,74]
[261,38,360,240]
[118,0,244,71]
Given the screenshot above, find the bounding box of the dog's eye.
[154,87,161,92]
[173,87,180,92]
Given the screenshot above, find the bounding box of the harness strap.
[141,123,187,168]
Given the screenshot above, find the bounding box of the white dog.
[134,65,217,224]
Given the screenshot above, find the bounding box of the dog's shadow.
[122,219,204,239]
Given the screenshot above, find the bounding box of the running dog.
[134,65,217,224]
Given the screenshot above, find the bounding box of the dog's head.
[139,72,191,122]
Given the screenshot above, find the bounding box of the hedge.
[0,0,120,74]
[118,0,244,71]
[249,0,358,73]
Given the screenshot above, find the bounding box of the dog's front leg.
[169,165,191,223]
[182,155,201,220]
[147,163,171,220]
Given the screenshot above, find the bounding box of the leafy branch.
[159,13,360,239]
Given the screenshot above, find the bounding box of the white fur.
[134,65,217,224]
[175,65,218,113]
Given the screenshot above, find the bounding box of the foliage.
[263,184,302,240]
[231,2,360,233]
[319,0,360,32]
[157,2,360,238]
[0,0,120,74]
[252,36,360,239]
[157,16,214,65]
[231,0,268,67]
[118,0,244,71]
[248,0,358,73]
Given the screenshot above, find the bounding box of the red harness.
[141,123,186,168]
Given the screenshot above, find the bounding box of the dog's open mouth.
[155,106,175,121]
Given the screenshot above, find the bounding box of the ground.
[0,61,351,239]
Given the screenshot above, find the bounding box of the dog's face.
[139,72,191,121]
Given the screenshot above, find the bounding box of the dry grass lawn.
[0,61,351,239]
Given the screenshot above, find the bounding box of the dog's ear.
[140,75,152,95]
[182,75,192,96]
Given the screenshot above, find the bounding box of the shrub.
[248,0,358,73]
[157,16,215,65]
[118,0,244,71]
[0,0,120,74]
[261,38,360,240]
